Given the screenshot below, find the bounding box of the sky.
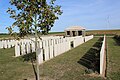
[0,0,120,33]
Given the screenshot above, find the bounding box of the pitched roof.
[65,26,85,31]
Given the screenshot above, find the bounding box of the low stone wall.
[100,35,106,77]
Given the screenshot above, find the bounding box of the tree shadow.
[21,52,38,80]
[77,37,103,74]
[113,36,120,46]
[22,52,36,62]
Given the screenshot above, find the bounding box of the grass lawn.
[39,37,104,80]
[106,37,120,80]
[0,48,36,80]
[0,38,105,80]
[1,37,120,80]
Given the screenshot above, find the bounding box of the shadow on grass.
[21,52,38,80]
[22,52,36,62]
[77,37,103,74]
[113,36,120,46]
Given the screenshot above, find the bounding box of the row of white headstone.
[0,35,93,64]
[14,35,93,64]
[100,35,106,76]
[0,40,16,49]
[0,36,62,49]
[85,35,94,42]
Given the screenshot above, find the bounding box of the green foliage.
[7,0,62,37]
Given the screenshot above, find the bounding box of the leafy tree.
[7,0,62,80]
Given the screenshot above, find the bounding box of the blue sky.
[0,0,120,33]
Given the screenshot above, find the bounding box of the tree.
[7,0,62,80]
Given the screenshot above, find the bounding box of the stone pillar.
[21,43,26,55]
[54,39,58,57]
[65,31,67,36]
[15,42,20,57]
[49,39,54,59]
[11,40,15,47]
[64,38,68,52]
[62,38,65,53]
[59,38,62,54]
[4,40,7,48]
[1,40,4,48]
[0,41,2,48]
[76,30,79,36]
[8,40,11,48]
[37,48,43,64]
[56,39,59,56]
[26,42,31,54]
[82,30,85,37]
[70,31,73,37]
[44,40,49,61]
[58,39,60,55]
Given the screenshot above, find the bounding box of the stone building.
[65,26,86,37]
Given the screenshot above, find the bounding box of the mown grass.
[1,37,120,80]
[0,38,105,80]
[0,48,36,80]
[39,37,104,80]
[106,37,120,80]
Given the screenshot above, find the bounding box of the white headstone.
[26,42,31,54]
[37,48,43,64]
[0,41,2,48]
[15,42,20,57]
[21,43,26,55]
[4,40,7,48]
[8,40,11,48]
[31,42,35,52]
[49,39,53,59]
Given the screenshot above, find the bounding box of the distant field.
[0,29,120,39]
[86,29,120,36]
[48,29,120,36]
[0,34,10,38]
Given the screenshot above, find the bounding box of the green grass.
[39,38,104,80]
[0,48,36,80]
[0,38,105,80]
[1,37,120,80]
[106,37,120,80]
